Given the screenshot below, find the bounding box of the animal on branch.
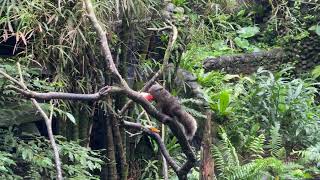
[142,84,198,140]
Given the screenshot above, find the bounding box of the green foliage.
[0,151,21,179]
[267,123,285,159]
[141,159,160,180]
[247,134,265,159]
[309,23,320,36]
[237,26,260,38]
[0,129,103,179]
[180,4,268,71]
[263,0,319,43]
[199,68,320,179]
[212,127,284,180]
[226,68,320,150]
[172,0,187,6]
[212,126,319,179]
[296,143,320,164]
[216,90,231,116]
[311,65,320,78]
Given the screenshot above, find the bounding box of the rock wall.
[203,34,320,74]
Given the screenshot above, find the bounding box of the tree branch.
[123,121,180,172]
[83,0,128,87]
[16,63,63,180]
[83,1,196,178]
[6,85,123,101]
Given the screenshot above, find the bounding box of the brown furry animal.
[147,84,197,140]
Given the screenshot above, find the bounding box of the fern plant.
[296,143,320,164]
[267,122,286,159]
[212,127,284,180]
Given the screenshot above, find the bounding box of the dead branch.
[83,0,128,87]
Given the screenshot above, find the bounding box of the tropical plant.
[224,68,320,151]
[0,129,103,179]
[212,127,285,180]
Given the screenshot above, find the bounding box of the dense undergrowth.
[201,68,320,179]
[177,1,320,179]
[0,0,319,179]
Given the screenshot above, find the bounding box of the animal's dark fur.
[148,84,197,140]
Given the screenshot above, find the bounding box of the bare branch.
[7,85,123,101]
[31,98,63,180]
[147,26,172,32]
[0,69,25,89]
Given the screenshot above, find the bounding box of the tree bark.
[200,111,214,180]
[106,100,118,180]
[113,6,131,180]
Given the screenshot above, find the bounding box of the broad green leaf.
[234,37,250,49]
[312,65,320,78]
[309,24,320,36]
[218,90,230,114]
[212,40,230,51]
[237,26,260,38]
[65,112,76,124]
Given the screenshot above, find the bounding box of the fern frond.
[212,145,227,174]
[219,127,240,166]
[248,134,265,158]
[228,157,283,180]
[296,143,320,163]
[267,123,284,158]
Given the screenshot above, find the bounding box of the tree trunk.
[200,111,214,180]
[106,101,119,180]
